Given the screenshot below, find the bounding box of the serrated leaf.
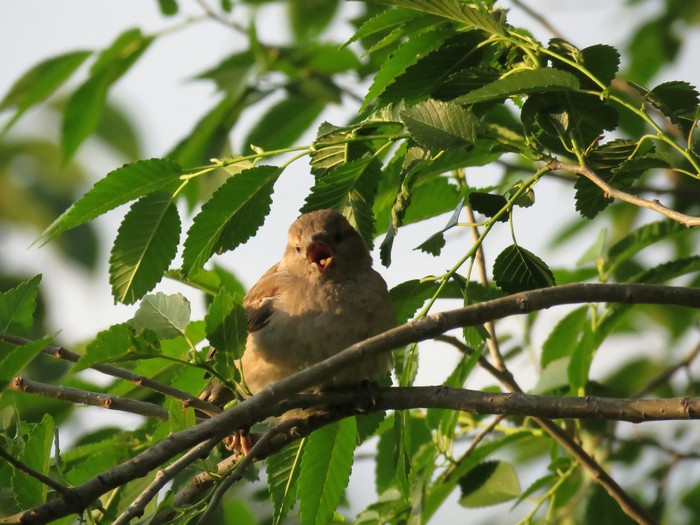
[129,292,191,339]
[301,157,382,247]
[605,220,688,277]
[41,158,182,242]
[299,418,357,525]
[380,32,485,105]
[469,192,508,222]
[75,323,161,371]
[493,244,555,293]
[0,336,53,391]
[0,275,41,335]
[458,461,520,507]
[109,192,181,304]
[62,29,153,161]
[401,99,479,150]
[205,289,247,359]
[541,307,587,368]
[581,44,620,87]
[646,81,700,136]
[182,165,281,274]
[12,414,54,509]
[267,440,305,525]
[362,29,451,111]
[0,50,91,133]
[454,68,580,105]
[345,7,422,47]
[375,0,507,35]
[243,95,325,154]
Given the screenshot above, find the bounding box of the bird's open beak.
[307,241,334,273]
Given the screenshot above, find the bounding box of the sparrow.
[200,209,395,416]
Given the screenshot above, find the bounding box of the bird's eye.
[295,244,301,253]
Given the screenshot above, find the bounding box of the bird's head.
[281,209,372,279]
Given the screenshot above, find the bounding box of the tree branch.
[8,377,170,421]
[6,283,699,524]
[549,160,700,227]
[0,333,222,417]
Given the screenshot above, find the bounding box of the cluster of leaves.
[1,0,700,524]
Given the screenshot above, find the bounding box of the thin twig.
[112,438,218,525]
[0,448,72,497]
[635,341,700,397]
[444,415,505,482]
[549,161,700,227]
[8,377,170,421]
[509,0,564,39]
[465,204,507,371]
[0,333,222,417]
[195,419,300,525]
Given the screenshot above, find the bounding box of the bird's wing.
[243,263,282,333]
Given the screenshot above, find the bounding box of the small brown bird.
[200,209,395,414]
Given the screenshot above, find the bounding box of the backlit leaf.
[129,292,191,339]
[401,99,479,150]
[109,192,181,304]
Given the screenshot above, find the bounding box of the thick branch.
[7,283,699,524]
[550,161,700,227]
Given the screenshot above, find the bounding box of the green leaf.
[109,192,181,304]
[0,275,41,335]
[299,418,357,525]
[345,7,422,47]
[221,499,257,525]
[548,40,620,89]
[158,0,178,16]
[493,244,555,293]
[401,99,479,150]
[301,157,382,247]
[196,50,256,95]
[468,192,508,222]
[289,0,339,40]
[182,165,281,274]
[380,32,486,105]
[362,29,451,111]
[12,414,55,509]
[0,51,91,132]
[129,292,191,339]
[454,68,580,105]
[414,196,464,255]
[458,461,521,507]
[205,289,247,359]
[168,95,247,168]
[75,323,160,371]
[62,29,153,161]
[243,95,325,153]
[0,336,53,391]
[267,440,305,525]
[646,80,700,136]
[604,220,689,277]
[376,0,507,35]
[41,158,182,242]
[540,307,587,368]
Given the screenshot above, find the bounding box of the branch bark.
[550,160,700,227]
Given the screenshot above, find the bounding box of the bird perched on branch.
[200,209,395,420]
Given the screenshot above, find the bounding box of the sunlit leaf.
[129,292,191,339]
[267,440,305,524]
[401,99,479,150]
[75,323,161,371]
[0,275,41,335]
[205,289,247,359]
[12,414,54,508]
[458,461,521,507]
